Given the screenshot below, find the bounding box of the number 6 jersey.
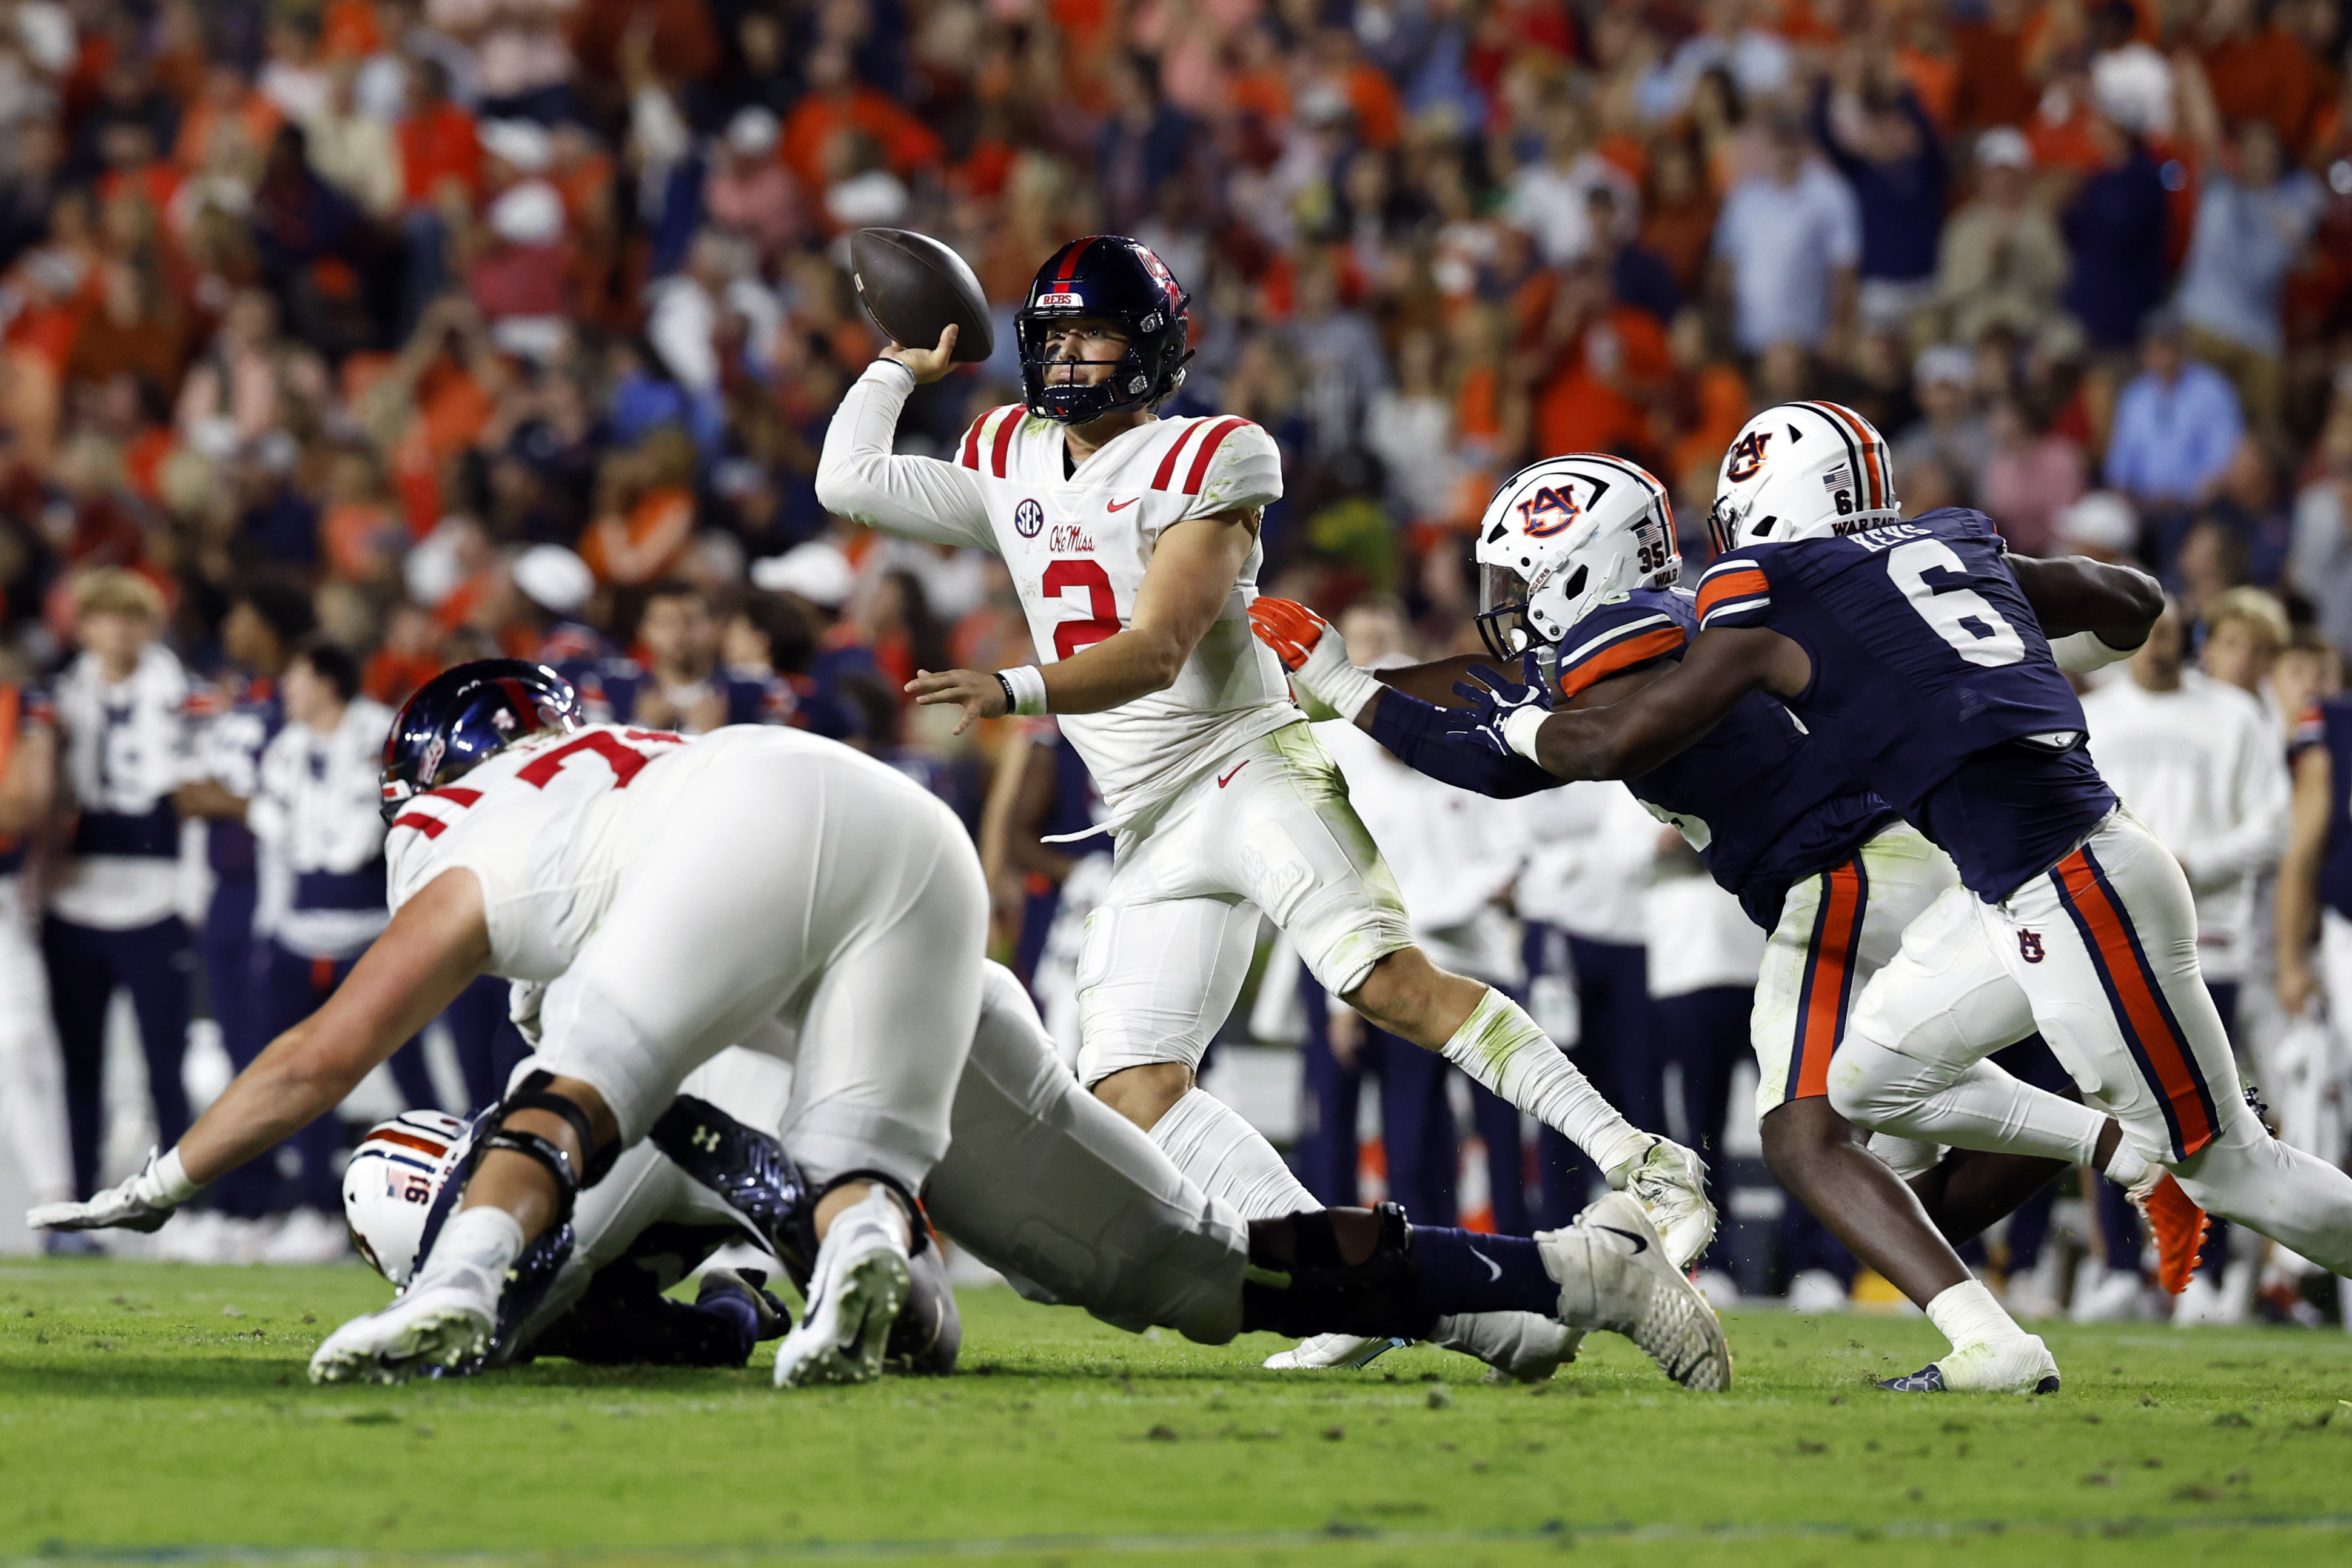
[818,362,1293,825]
[1693,507,2115,902]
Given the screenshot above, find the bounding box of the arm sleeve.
[814,361,996,549]
[1177,420,1284,523]
[1367,687,1561,799]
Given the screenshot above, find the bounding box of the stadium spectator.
[1812,47,1947,332]
[1711,109,1861,357]
[2103,315,2245,514]
[1934,127,2067,346]
[45,569,194,1206]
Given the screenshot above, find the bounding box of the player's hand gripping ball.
[851,227,994,372]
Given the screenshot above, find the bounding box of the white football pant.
[531,737,985,1194]
[0,874,72,1202]
[1832,809,2352,1274]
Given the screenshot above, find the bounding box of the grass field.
[5,1260,2352,1567]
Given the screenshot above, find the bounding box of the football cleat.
[1878,1334,2059,1395]
[772,1187,911,1389]
[308,1276,495,1385]
[1262,1333,1404,1371]
[1541,1192,1732,1392]
[1430,1312,1583,1383]
[2131,1171,2210,1296]
[698,1268,791,1340]
[1609,1137,1717,1272]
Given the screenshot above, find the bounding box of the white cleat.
[1430,1311,1583,1382]
[1609,1137,1717,1271]
[1879,1333,2059,1395]
[1262,1333,1398,1370]
[308,1276,494,1384]
[1541,1192,1732,1392]
[772,1187,911,1389]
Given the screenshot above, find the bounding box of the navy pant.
[441,973,530,1112]
[45,915,191,1199]
[1655,984,1756,1271]
[198,879,284,1219]
[261,942,436,1210]
[1529,930,1664,1229]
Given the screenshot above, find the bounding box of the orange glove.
[1247,597,1382,721]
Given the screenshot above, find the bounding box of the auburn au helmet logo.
[1517,484,1583,538]
[2019,931,2045,964]
[1726,430,1771,483]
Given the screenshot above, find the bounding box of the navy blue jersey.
[1369,588,1895,928]
[2310,699,2352,923]
[1694,506,2115,899]
[192,678,284,881]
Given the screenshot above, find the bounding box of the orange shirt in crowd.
[2200,27,2326,153]
[780,88,945,192]
[1344,62,1404,149]
[399,104,482,209]
[173,92,283,173]
[1532,306,1669,462]
[580,486,695,585]
[570,0,720,88]
[1950,17,2038,131]
[1670,362,1752,484]
[321,0,386,59]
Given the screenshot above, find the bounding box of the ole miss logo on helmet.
[1516,484,1583,538]
[1726,430,1771,483]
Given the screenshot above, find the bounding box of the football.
[849,228,995,363]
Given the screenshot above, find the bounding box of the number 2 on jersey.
[1042,559,1121,661]
[1885,539,2025,668]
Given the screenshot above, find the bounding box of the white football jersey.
[819,364,1297,822]
[384,723,717,981]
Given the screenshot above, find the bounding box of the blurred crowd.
[0,0,2348,1316]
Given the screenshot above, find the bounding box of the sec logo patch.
[1014,498,1045,538]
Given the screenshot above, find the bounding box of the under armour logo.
[2019,931,2045,964]
[692,1125,720,1151]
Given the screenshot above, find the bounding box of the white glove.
[28,1147,201,1233]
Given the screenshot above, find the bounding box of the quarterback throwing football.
[816,238,1712,1367]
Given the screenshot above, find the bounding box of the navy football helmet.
[1016,236,1191,424]
[380,658,578,822]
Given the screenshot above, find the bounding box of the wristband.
[1500,703,1550,762]
[996,665,1049,717]
[152,1147,202,1204]
[2049,629,2136,674]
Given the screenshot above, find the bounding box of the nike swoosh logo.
[1216,761,1248,788]
[1596,1224,1649,1255]
[1467,1247,1501,1282]
[1107,497,1139,512]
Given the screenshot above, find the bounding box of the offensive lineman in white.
[816,236,1712,1369]
[32,661,990,1387]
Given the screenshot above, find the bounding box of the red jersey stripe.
[1556,626,1687,699]
[989,407,1020,478]
[391,812,448,839]
[1151,421,1206,490]
[1182,417,1251,496]
[425,786,483,806]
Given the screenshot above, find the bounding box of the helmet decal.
[1726,429,1771,483]
[1518,483,1588,538]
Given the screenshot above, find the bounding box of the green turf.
[4,1261,2351,1567]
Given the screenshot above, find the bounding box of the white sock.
[414,1207,524,1304]
[2103,1137,2154,1190]
[1925,1278,2023,1350]
[1441,988,1649,1173]
[1148,1087,1320,1220]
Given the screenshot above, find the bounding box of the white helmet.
[1706,401,1900,554]
[1473,453,1678,665]
[343,1110,470,1285]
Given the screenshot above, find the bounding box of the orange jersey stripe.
[1557,626,1687,700]
[2054,854,2217,1158]
[1695,568,1769,622]
[1792,862,1864,1099]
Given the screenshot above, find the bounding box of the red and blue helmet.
[379,658,578,822]
[1016,235,1191,425]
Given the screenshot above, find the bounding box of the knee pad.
[484,1071,622,1230]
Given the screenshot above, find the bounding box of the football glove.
[28,1146,201,1233]
[1247,598,1384,723]
[1446,656,1553,763]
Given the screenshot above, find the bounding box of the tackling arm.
[181,869,491,1184]
[2009,554,2163,658]
[1517,627,1805,780]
